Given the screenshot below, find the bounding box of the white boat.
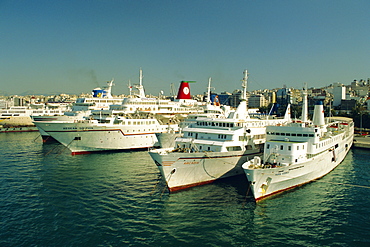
[148,70,292,192]
[33,78,204,154]
[0,103,71,127]
[34,111,180,154]
[242,87,354,201]
[32,79,124,141]
[108,72,205,119]
[155,78,229,149]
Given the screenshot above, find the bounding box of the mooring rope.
[55,139,75,157]
[33,134,41,142]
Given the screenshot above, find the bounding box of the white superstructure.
[0,104,71,127]
[34,112,179,155]
[32,78,124,141]
[33,78,205,154]
[242,87,354,201]
[148,70,292,192]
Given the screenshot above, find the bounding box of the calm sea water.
[1,132,369,247]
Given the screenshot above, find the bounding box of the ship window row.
[2,113,19,116]
[173,108,200,111]
[125,121,156,125]
[244,122,267,127]
[86,99,121,103]
[178,143,255,153]
[227,146,242,151]
[197,121,234,128]
[315,139,339,149]
[6,111,27,113]
[33,110,60,114]
[127,102,172,105]
[267,131,314,137]
[185,132,228,140]
[124,101,195,106]
[239,134,265,141]
[266,143,305,150]
[126,128,157,132]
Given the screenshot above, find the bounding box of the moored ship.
[1,103,71,126]
[242,87,354,201]
[148,70,292,192]
[32,78,124,141]
[33,78,205,154]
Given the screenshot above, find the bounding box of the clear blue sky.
[1,0,369,96]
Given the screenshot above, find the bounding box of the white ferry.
[32,79,124,141]
[33,78,205,154]
[35,112,179,155]
[0,104,71,128]
[242,88,354,201]
[106,70,205,119]
[148,70,292,192]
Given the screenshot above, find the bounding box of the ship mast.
[230,69,249,119]
[301,83,308,122]
[241,69,248,101]
[134,68,146,98]
[105,79,114,98]
[207,77,212,103]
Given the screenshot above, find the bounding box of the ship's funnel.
[176,81,194,100]
[92,88,106,98]
[312,101,325,126]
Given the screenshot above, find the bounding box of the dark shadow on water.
[152,174,257,206]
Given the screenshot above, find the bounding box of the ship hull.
[244,135,353,201]
[149,148,262,191]
[34,121,177,154]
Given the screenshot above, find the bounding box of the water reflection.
[249,150,370,246]
[155,176,256,246]
[1,134,369,246]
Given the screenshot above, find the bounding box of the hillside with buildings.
[1,78,369,131]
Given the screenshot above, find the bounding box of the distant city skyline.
[1,0,369,96]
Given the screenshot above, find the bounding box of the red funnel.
[176,81,192,99]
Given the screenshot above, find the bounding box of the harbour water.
[1,132,369,246]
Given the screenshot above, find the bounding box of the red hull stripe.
[169,179,216,192]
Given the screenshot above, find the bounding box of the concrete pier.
[353,135,370,149]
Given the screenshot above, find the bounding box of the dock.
[353,135,370,149]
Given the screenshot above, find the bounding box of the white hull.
[147,69,292,192]
[243,96,354,201]
[244,134,353,201]
[33,113,92,142]
[149,148,262,191]
[35,121,178,154]
[1,106,71,127]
